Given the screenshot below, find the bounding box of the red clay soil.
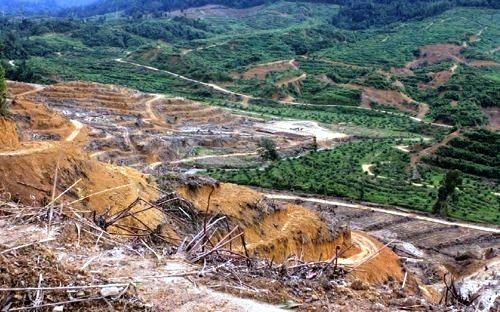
[406,44,464,69]
[241,60,299,80]
[411,130,461,166]
[0,117,20,150]
[321,77,422,117]
[359,87,420,114]
[418,70,454,90]
[482,107,500,130]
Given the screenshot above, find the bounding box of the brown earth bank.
[0,118,20,150]
[318,75,425,117]
[237,59,299,80]
[176,181,352,264]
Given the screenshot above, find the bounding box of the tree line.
[332,0,499,29]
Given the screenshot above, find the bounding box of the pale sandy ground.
[257,120,349,142]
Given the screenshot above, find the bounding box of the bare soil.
[482,106,500,130]
[0,118,20,150]
[240,60,299,80]
[168,4,264,18]
[405,44,464,69]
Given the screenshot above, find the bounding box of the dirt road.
[411,129,460,166]
[337,231,380,265]
[0,119,84,156]
[66,120,84,142]
[116,58,453,128]
[148,151,259,169]
[0,142,55,156]
[14,84,46,98]
[116,58,251,100]
[265,193,500,234]
[145,94,165,123]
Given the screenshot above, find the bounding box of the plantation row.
[210,139,500,224]
[425,129,500,179]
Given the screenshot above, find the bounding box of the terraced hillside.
[11,81,342,172]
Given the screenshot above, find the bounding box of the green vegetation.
[258,138,280,161]
[219,100,448,137]
[318,8,500,68]
[425,129,500,179]
[0,65,7,116]
[211,139,500,224]
[433,169,462,216]
[333,0,499,30]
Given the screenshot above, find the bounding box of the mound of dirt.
[177,182,349,262]
[8,97,78,144]
[0,118,20,150]
[348,231,403,284]
[0,142,163,233]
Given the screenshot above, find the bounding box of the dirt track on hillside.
[0,119,84,156]
[410,130,460,166]
[117,58,451,127]
[265,193,500,234]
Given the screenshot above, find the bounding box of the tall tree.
[258,138,280,161]
[433,170,462,216]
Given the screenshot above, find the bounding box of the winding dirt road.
[411,129,461,166]
[337,231,380,265]
[116,58,251,101]
[0,119,84,157]
[65,120,84,142]
[144,94,169,125]
[265,193,500,234]
[115,58,453,128]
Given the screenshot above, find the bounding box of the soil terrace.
[21,81,325,171]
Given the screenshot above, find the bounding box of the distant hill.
[64,0,499,29]
[0,0,96,15]
[62,0,272,17]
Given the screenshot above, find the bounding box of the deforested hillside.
[0,1,499,311]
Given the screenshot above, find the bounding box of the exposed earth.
[1,80,498,311]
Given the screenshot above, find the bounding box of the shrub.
[0,65,8,117]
